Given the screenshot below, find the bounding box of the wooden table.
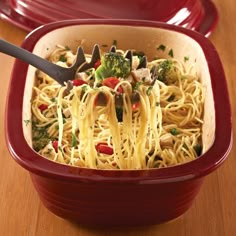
[0,1,235,235]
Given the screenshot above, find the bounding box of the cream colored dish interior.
[22,24,215,156]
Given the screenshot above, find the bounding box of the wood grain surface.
[0,0,235,235]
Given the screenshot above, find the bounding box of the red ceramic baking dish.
[5,19,232,226]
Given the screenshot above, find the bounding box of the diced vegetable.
[72,79,87,86]
[132,102,140,111]
[39,104,48,112]
[170,128,179,135]
[52,140,58,152]
[146,86,153,96]
[72,133,77,147]
[102,77,123,93]
[95,143,114,155]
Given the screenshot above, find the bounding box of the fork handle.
[0,39,64,84]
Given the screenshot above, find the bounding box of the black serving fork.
[0,39,147,86]
[0,39,101,85]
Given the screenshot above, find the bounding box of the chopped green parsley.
[133,82,142,90]
[184,56,189,62]
[146,86,153,96]
[168,49,174,58]
[59,54,67,62]
[157,44,166,51]
[24,119,31,126]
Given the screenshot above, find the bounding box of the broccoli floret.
[157,59,180,84]
[95,52,131,82]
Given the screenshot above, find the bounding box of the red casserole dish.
[5,19,232,226]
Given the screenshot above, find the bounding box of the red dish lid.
[0,0,218,36]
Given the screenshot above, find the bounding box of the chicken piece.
[131,68,152,84]
[39,141,57,160]
[160,133,173,148]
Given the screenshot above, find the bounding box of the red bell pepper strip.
[52,140,58,152]
[72,79,87,86]
[132,102,140,111]
[102,77,123,93]
[39,104,48,112]
[95,143,114,155]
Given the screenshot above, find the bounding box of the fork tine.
[150,65,157,78]
[78,44,101,72]
[110,45,116,53]
[73,46,86,68]
[125,50,132,60]
[137,56,147,69]
[90,44,101,64]
[125,50,132,69]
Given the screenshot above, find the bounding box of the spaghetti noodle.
[31,44,204,169]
